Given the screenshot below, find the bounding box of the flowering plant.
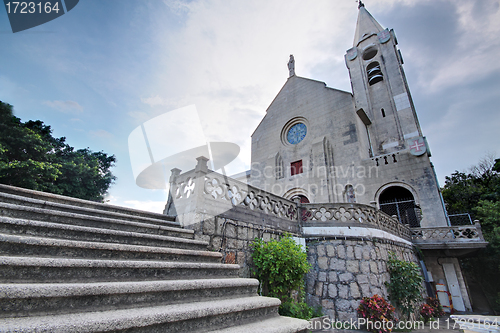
[425,297,445,317]
[420,303,434,323]
[357,294,396,333]
[420,297,445,322]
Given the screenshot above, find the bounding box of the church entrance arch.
[378,186,420,227]
[283,188,310,203]
[283,188,311,221]
[291,195,311,221]
[291,195,310,203]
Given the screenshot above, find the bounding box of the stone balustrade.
[168,169,298,222]
[300,203,412,241]
[170,169,197,200]
[165,157,299,234]
[203,172,298,221]
[166,158,417,243]
[410,222,488,251]
[411,223,484,241]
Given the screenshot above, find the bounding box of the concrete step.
[207,315,311,333]
[0,183,177,225]
[0,296,282,333]
[0,256,240,283]
[0,202,193,239]
[0,185,308,332]
[0,191,181,229]
[0,216,207,250]
[0,278,259,318]
[0,233,222,263]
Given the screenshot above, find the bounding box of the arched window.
[379,186,420,227]
[345,185,356,203]
[275,154,284,179]
[367,62,383,85]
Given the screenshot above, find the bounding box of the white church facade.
[165,3,488,320]
[250,4,446,230]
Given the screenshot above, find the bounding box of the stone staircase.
[0,184,309,332]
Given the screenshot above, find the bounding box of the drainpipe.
[431,162,451,226]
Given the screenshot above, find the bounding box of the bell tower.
[346,2,422,157]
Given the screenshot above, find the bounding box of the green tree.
[442,156,500,216]
[0,101,116,202]
[441,155,500,314]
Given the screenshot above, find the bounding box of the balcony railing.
[411,223,488,250]
[299,203,412,241]
[166,157,487,249]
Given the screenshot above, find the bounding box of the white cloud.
[122,200,167,214]
[139,0,363,175]
[43,100,83,113]
[141,95,168,107]
[105,193,168,214]
[128,111,152,123]
[162,0,191,15]
[89,129,113,139]
[426,1,500,91]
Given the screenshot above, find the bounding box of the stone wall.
[305,238,418,321]
[187,214,296,278]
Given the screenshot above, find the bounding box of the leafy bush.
[357,294,396,333]
[251,233,311,299]
[251,233,319,319]
[385,252,423,320]
[279,300,309,319]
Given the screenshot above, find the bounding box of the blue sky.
[1,0,499,213]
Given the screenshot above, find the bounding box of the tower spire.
[353,4,384,46]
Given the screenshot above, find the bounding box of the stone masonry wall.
[186,212,419,322]
[187,214,296,278]
[305,238,418,321]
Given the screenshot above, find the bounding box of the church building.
[249,3,447,230]
[165,2,488,320]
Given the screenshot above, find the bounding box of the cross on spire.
[358,0,365,9]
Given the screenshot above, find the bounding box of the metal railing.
[379,199,420,227]
[448,213,473,226]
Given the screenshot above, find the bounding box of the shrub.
[251,233,319,319]
[251,233,311,299]
[357,294,396,333]
[279,298,323,320]
[279,300,312,319]
[385,252,423,320]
